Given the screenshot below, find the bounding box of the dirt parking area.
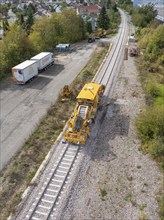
[0,41,98,171]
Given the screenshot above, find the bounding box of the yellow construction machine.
[64,82,105,144]
[60,85,72,98]
[93,28,107,39]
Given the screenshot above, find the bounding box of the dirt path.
[59,50,163,220]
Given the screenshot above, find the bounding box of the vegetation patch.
[0,42,109,220]
[130,10,164,220]
[133,17,164,172]
[119,1,163,218]
[139,211,148,220]
[136,66,164,169]
[157,194,164,220]
[99,187,107,200]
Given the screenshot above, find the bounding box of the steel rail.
[104,11,127,88]
[26,144,80,220]
[94,10,127,88]
[45,145,80,220]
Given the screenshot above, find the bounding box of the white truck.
[31,52,54,72]
[12,60,38,84]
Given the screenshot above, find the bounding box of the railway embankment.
[59,43,163,220]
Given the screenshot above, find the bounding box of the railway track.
[25,144,81,220]
[15,9,129,220]
[95,9,127,89]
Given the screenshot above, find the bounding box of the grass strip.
[0,41,109,220]
[135,57,164,220]
[135,57,164,168]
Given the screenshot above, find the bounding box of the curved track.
[95,9,127,89]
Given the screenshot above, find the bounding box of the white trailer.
[12,60,38,84]
[56,44,70,51]
[31,52,54,72]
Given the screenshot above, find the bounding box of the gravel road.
[0,42,97,170]
[58,49,163,220]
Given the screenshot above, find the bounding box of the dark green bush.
[149,138,164,159]
[136,106,164,142]
[136,106,164,165]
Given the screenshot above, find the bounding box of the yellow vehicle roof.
[77,83,102,101]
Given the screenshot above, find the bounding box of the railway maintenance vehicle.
[60,85,72,98]
[64,82,105,145]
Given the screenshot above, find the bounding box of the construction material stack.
[129,47,140,57]
[64,82,105,145]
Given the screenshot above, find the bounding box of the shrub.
[145,79,159,98]
[136,106,164,142]
[136,106,164,166]
[100,188,107,198]
[148,138,164,159]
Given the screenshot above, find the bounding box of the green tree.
[85,20,92,34]
[0,5,9,17]
[61,2,67,10]
[147,25,164,64]
[0,40,6,78]
[2,24,35,74]
[108,8,120,30]
[132,4,157,28]
[97,6,110,30]
[29,16,53,51]
[118,0,133,12]
[25,8,34,35]
[107,0,111,9]
[118,0,132,5]
[62,9,85,42]
[16,13,25,28]
[138,3,157,22]
[111,2,118,12]
[29,9,85,51]
[50,13,65,44]
[2,19,9,33]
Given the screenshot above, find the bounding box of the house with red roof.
[76,5,101,17]
[76,5,101,31]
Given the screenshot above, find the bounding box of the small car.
[88,37,95,43]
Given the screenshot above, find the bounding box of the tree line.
[118,0,158,28]
[0,9,85,79]
[0,2,120,80]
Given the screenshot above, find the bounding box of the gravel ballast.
[59,53,163,220]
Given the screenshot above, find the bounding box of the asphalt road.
[0,42,98,171]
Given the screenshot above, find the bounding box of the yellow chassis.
[64,131,88,145]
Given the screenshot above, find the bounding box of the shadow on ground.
[87,98,130,162]
[39,63,64,77]
[0,64,64,92]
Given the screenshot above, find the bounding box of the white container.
[12,60,38,84]
[56,44,70,50]
[31,52,54,71]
